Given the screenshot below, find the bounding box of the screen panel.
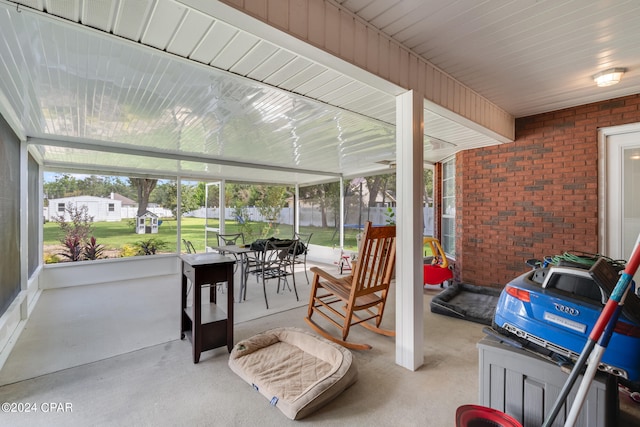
[28,153,39,277]
[0,114,21,315]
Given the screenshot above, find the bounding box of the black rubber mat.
[430,283,502,326]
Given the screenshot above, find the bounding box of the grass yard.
[43,218,363,261]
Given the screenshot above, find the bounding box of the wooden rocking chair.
[304,221,396,350]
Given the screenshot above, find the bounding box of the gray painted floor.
[1,267,638,426]
[0,264,311,386]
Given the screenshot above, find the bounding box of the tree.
[44,173,137,202]
[77,175,108,197]
[44,174,80,200]
[226,183,252,206]
[180,184,201,215]
[364,173,395,207]
[151,182,176,215]
[95,175,136,200]
[317,182,339,228]
[194,182,208,207]
[346,178,365,226]
[152,182,201,217]
[255,185,291,236]
[300,182,341,228]
[424,169,434,206]
[130,178,158,216]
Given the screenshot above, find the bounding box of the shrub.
[384,206,396,225]
[233,206,253,238]
[58,235,106,262]
[44,253,60,264]
[58,236,83,262]
[119,244,138,258]
[55,203,94,244]
[54,203,105,262]
[136,238,168,255]
[83,236,105,260]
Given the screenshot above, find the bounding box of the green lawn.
[43,218,362,256]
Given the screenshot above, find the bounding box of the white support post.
[294,184,300,233]
[395,90,425,370]
[219,179,225,234]
[339,177,344,249]
[176,176,182,250]
[19,140,28,318]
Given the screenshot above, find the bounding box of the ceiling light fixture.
[592,68,627,87]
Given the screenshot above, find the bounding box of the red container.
[456,405,522,427]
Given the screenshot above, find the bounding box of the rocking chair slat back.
[305,221,396,350]
[351,225,396,300]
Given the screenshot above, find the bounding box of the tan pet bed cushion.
[228,327,358,420]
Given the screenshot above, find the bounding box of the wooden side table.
[180,253,235,363]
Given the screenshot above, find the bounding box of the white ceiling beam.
[27,136,342,178]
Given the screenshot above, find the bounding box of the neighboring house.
[46,194,172,221]
[110,192,173,219]
[46,196,122,222]
[110,192,136,208]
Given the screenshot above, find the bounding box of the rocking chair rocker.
[304,221,396,350]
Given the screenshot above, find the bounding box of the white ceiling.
[337,0,640,117]
[1,0,639,185]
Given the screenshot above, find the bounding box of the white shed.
[135,211,159,234]
[47,196,122,222]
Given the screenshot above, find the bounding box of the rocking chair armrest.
[310,266,344,283]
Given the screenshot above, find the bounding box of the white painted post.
[219,179,226,234]
[395,90,425,370]
[339,176,344,249]
[294,184,300,233]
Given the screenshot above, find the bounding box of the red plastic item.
[423,264,453,285]
[423,237,453,286]
[456,405,522,427]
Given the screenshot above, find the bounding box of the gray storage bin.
[478,336,617,427]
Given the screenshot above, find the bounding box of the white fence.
[44,205,173,222]
[187,206,434,235]
[120,206,173,219]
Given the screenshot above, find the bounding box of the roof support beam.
[27,137,340,178]
[193,0,514,142]
[395,90,425,371]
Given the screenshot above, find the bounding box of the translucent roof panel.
[0,4,398,185]
[0,3,505,184]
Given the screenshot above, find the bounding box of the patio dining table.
[213,244,257,303]
[216,238,301,303]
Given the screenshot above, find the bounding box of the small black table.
[180,253,235,363]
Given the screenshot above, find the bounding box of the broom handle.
[564,302,626,426]
[543,234,640,427]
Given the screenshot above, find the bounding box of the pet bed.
[430,283,502,326]
[228,327,358,420]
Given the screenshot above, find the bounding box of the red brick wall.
[455,94,640,287]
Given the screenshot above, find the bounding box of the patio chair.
[216,232,245,273]
[247,239,299,309]
[217,232,245,247]
[293,232,313,283]
[183,239,196,254]
[181,239,226,295]
[305,221,396,350]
